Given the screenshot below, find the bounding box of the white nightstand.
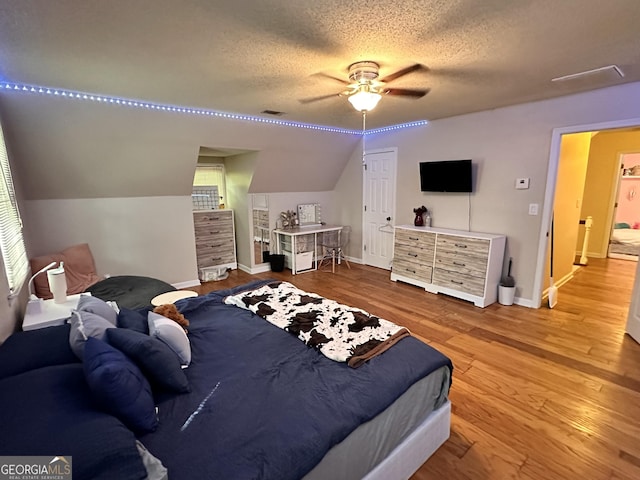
[22,293,87,331]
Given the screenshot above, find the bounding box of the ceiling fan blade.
[383,88,430,98]
[298,93,342,104]
[312,72,351,86]
[379,64,427,83]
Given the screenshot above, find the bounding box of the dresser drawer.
[436,234,490,256]
[197,251,236,268]
[196,230,234,246]
[393,257,433,283]
[394,242,435,263]
[432,268,485,296]
[195,236,235,251]
[395,229,436,250]
[435,235,489,275]
[194,211,233,226]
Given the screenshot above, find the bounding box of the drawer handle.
[210,244,224,248]
[453,261,466,266]
[408,253,418,257]
[409,236,419,241]
[454,243,468,248]
[450,280,464,285]
[406,269,416,274]
[209,230,221,234]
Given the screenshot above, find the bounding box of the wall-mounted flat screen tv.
[419,159,473,192]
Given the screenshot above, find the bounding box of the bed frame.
[364,401,451,479]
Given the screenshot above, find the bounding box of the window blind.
[0,120,29,296]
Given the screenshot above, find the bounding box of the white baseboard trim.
[512,296,538,308]
[173,279,200,289]
[238,263,273,274]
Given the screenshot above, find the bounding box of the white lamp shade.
[348,90,382,112]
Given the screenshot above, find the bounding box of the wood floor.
[193,257,640,480]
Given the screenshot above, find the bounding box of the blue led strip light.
[0,82,428,135]
[366,120,429,135]
[0,82,364,135]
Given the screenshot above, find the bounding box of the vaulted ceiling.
[1,0,639,130]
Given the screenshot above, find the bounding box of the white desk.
[274,225,343,274]
[22,293,86,331]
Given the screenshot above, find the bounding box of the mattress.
[140,280,453,479]
[304,365,451,479]
[611,228,640,246]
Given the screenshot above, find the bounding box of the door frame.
[361,147,398,268]
[534,116,640,307]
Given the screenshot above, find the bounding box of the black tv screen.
[419,159,472,192]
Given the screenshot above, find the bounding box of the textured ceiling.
[1,0,639,130]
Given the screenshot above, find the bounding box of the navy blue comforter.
[140,281,452,480]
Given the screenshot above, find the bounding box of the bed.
[609,225,640,258]
[0,279,452,480]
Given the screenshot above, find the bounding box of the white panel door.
[626,257,640,344]
[363,149,397,270]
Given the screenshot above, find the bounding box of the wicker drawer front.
[432,268,485,296]
[395,229,436,250]
[393,257,433,283]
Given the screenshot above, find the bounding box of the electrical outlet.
[528,203,539,215]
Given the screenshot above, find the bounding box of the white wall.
[23,196,198,285]
[337,81,640,306]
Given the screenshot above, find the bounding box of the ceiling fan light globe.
[348,91,382,112]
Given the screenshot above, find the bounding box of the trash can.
[262,251,271,263]
[498,285,515,306]
[269,254,285,272]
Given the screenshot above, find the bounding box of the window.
[193,164,226,208]
[0,119,29,297]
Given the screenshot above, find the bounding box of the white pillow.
[147,312,191,366]
[77,294,118,325]
[69,309,116,359]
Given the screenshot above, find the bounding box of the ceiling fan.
[300,61,430,112]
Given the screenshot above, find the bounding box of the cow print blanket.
[223,281,410,368]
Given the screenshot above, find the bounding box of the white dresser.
[391,225,506,307]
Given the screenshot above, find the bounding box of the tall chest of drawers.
[391,225,506,307]
[193,210,237,277]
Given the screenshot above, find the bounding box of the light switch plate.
[516,178,530,189]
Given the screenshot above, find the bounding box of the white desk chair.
[318,226,351,273]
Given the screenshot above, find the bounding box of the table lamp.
[25,261,57,314]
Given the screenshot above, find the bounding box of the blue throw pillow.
[106,328,190,393]
[117,308,149,334]
[0,325,79,380]
[83,337,158,434]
